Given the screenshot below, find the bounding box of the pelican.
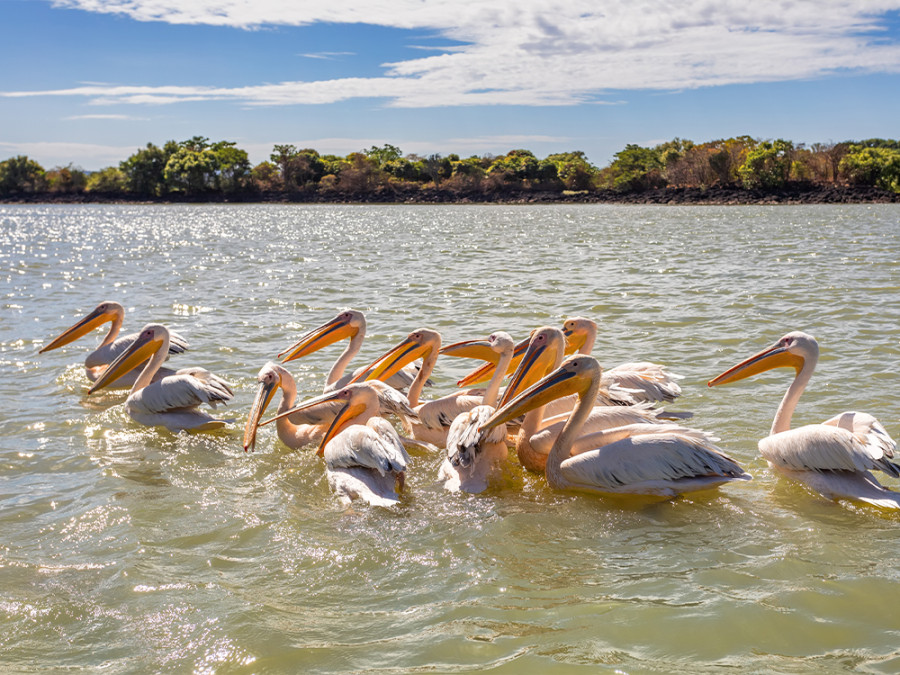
[244,363,419,452]
[438,331,515,493]
[39,301,189,387]
[500,327,672,473]
[266,383,410,507]
[563,317,683,404]
[278,309,418,392]
[243,362,338,452]
[88,323,233,432]
[353,328,482,447]
[480,355,750,497]
[708,331,899,508]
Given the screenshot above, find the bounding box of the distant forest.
[1,136,899,203]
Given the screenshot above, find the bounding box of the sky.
[2,0,900,171]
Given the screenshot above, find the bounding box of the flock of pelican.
[39,303,900,510]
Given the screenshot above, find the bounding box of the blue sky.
[2,0,900,170]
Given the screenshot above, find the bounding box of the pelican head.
[440,331,515,362]
[39,301,125,353]
[352,328,440,383]
[498,326,566,407]
[243,362,291,452]
[708,331,815,388]
[88,323,167,394]
[455,333,529,388]
[562,316,597,355]
[481,355,599,435]
[279,309,364,362]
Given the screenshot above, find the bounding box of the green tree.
[269,145,325,190]
[364,144,403,168]
[382,157,422,181]
[546,151,597,190]
[120,142,174,196]
[0,155,46,196]
[488,149,541,183]
[738,139,794,189]
[86,167,128,193]
[320,154,348,178]
[211,141,251,193]
[598,144,665,192]
[451,155,488,179]
[839,146,900,192]
[164,146,218,195]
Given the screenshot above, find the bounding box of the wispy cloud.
[298,51,355,60]
[63,113,149,120]
[22,1,900,110]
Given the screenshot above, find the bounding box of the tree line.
[1,135,899,200]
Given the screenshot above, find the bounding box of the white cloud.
[16,1,900,109]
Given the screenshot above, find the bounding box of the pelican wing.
[324,419,410,476]
[760,421,900,477]
[367,381,419,424]
[417,394,482,430]
[131,368,233,415]
[446,405,505,469]
[532,404,670,457]
[603,362,683,404]
[560,431,748,494]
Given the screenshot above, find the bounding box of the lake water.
[1,203,899,673]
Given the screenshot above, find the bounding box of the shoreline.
[2,184,898,206]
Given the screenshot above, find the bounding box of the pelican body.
[39,301,189,387]
[500,327,670,473]
[88,323,233,432]
[481,355,750,497]
[438,331,515,493]
[563,317,683,405]
[708,331,899,508]
[267,383,410,507]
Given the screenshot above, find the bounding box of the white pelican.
[353,328,482,447]
[278,309,418,392]
[708,331,899,508]
[88,323,233,432]
[438,331,515,493]
[244,362,339,452]
[563,317,683,404]
[500,327,671,473]
[244,362,419,453]
[481,355,751,497]
[266,383,410,507]
[39,301,189,387]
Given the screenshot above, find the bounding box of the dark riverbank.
[3,183,898,206]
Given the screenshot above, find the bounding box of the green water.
[1,203,899,673]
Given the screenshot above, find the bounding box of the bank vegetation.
[2,136,899,204]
